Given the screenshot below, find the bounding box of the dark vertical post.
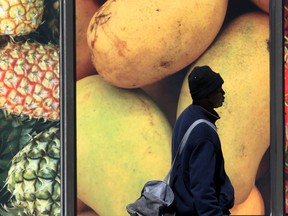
[270,0,285,215]
[60,0,76,215]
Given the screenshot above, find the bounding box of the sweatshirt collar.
[190,104,220,123]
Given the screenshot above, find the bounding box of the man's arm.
[188,140,223,216]
[219,173,235,212]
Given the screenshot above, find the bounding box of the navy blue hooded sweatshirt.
[169,104,234,216]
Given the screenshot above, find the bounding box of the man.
[169,65,234,216]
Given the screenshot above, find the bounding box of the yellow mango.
[77,75,172,216]
[230,186,265,215]
[76,0,102,80]
[250,0,269,13]
[87,0,228,88]
[177,12,269,204]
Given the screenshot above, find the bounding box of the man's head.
[188,65,225,108]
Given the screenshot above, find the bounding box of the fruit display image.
[0,0,60,215]
[76,0,271,216]
[3,127,60,215]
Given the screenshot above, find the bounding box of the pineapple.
[0,41,60,121]
[0,109,58,205]
[0,0,45,36]
[0,1,60,215]
[40,0,59,43]
[4,126,61,216]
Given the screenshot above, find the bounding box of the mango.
[177,12,270,204]
[250,0,269,13]
[76,0,102,80]
[77,75,172,216]
[77,198,92,214]
[87,0,228,88]
[78,211,99,216]
[142,69,187,125]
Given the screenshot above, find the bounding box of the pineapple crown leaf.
[0,203,28,216]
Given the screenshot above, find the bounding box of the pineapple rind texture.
[0,41,60,121]
[0,0,61,215]
[5,126,60,216]
[0,109,58,190]
[0,0,45,36]
[11,0,60,45]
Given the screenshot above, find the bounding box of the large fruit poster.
[76,0,270,215]
[0,0,61,215]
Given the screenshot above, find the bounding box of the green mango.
[77,75,172,216]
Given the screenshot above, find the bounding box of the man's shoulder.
[177,105,199,120]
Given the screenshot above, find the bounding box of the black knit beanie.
[188,65,224,100]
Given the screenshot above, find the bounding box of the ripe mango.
[250,0,269,13]
[87,0,228,88]
[177,12,269,204]
[230,186,265,215]
[77,75,172,216]
[76,0,101,80]
[142,70,187,125]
